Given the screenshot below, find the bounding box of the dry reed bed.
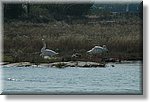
[3,20,142,62]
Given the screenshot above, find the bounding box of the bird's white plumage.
[87,45,108,55]
[40,39,58,58]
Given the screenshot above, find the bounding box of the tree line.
[4,3,93,21]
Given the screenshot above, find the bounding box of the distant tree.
[65,4,93,16]
[41,3,93,16]
[4,4,24,19]
[139,1,143,19]
[4,3,93,21]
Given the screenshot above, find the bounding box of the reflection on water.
[2,61,142,95]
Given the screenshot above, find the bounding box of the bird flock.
[40,39,108,59]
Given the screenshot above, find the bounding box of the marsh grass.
[4,19,142,62]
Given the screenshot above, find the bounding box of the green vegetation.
[4,3,93,22]
[3,3,143,63]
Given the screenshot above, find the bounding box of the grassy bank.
[3,18,142,63]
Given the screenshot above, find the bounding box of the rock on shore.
[2,61,106,68]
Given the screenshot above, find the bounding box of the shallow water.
[1,61,142,95]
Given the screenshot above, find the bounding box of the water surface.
[1,61,142,94]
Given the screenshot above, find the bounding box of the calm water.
[1,61,142,95]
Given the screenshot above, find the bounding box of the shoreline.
[1,60,142,68]
[1,61,106,68]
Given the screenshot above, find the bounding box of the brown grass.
[3,19,142,62]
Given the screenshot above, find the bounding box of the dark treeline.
[4,3,93,22]
[4,3,142,23]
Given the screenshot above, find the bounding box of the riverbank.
[1,61,106,68]
[1,60,142,68]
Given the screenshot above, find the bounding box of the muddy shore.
[1,61,106,68]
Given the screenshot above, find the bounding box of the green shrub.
[3,55,14,62]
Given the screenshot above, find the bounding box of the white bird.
[7,78,16,81]
[40,39,58,59]
[87,45,108,55]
